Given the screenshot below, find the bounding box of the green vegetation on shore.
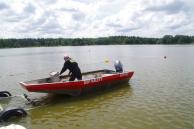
[0,35,194,48]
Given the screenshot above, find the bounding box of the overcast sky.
[0,0,194,38]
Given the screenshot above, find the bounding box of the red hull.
[20,70,134,96]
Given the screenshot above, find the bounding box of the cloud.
[0,2,8,10]
[0,0,194,38]
[72,11,85,21]
[106,23,122,28]
[72,0,93,4]
[145,0,185,14]
[59,8,77,13]
[24,3,36,14]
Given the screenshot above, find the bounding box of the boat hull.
[20,70,134,96]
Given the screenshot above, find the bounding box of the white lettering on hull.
[84,78,103,85]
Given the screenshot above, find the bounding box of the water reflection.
[29,83,133,121]
[0,98,11,104]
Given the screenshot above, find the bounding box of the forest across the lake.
[0,35,194,48]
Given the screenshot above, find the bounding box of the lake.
[0,45,194,129]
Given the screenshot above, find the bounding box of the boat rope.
[0,94,44,112]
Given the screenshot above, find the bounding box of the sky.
[0,0,194,38]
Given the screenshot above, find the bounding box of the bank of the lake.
[0,35,194,48]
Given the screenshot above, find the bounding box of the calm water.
[0,45,194,129]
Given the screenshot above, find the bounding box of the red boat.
[20,69,134,96]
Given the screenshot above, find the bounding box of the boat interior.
[23,69,117,84]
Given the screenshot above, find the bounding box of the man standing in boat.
[60,54,82,81]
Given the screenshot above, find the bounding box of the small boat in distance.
[20,69,134,96]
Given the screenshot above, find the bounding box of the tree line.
[0,35,194,48]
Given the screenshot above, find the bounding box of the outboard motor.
[0,91,12,98]
[114,60,123,73]
[0,107,27,122]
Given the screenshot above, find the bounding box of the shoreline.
[0,43,194,49]
[0,35,194,49]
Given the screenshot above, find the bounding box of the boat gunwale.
[20,70,133,87]
[19,69,106,85]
